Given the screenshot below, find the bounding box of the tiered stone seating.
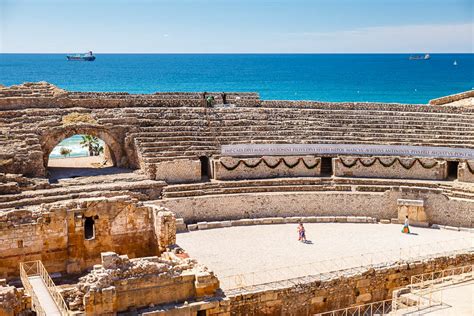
[0,172,165,211]
[160,177,474,201]
[1,83,474,201]
[2,84,474,178]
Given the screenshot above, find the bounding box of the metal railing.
[220,237,473,291]
[410,264,473,289]
[316,299,393,316]
[19,260,70,316]
[20,262,46,316]
[392,264,474,313]
[392,286,443,313]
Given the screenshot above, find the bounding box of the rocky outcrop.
[69,251,219,314]
[0,280,24,316]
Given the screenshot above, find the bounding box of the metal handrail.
[316,299,393,316]
[392,264,474,312]
[20,262,46,316]
[220,237,473,291]
[410,264,473,288]
[19,261,70,316]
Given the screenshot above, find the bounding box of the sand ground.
[48,156,111,168]
[177,223,472,288]
[47,156,119,181]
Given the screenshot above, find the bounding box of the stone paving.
[178,223,473,288]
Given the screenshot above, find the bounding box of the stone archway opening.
[46,132,128,182]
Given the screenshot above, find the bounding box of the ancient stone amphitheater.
[0,82,473,315]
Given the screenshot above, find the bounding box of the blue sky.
[0,0,472,53]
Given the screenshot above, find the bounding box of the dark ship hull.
[67,55,96,61]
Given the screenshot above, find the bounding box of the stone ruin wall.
[222,252,474,315]
[0,197,176,279]
[334,156,448,180]
[70,251,219,315]
[429,89,474,105]
[0,280,26,316]
[158,186,474,227]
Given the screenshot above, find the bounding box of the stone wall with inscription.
[334,156,448,180]
[221,144,474,160]
[212,156,321,180]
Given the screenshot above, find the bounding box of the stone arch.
[41,125,132,171]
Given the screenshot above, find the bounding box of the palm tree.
[59,147,72,158]
[80,135,100,156]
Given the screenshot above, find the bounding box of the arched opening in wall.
[47,134,123,182]
[84,216,95,240]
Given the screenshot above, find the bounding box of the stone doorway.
[447,161,459,180]
[199,156,211,181]
[320,157,333,177]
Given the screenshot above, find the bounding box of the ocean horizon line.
[1,52,473,55]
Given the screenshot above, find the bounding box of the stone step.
[0,179,165,209]
[163,184,354,198]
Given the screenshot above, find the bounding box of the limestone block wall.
[219,252,473,315]
[212,156,321,180]
[397,199,427,225]
[458,161,474,183]
[158,188,474,227]
[151,209,177,253]
[151,160,201,183]
[0,198,167,279]
[334,156,447,180]
[0,208,68,278]
[158,191,396,223]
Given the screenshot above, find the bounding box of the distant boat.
[409,54,430,60]
[67,51,96,61]
[453,60,458,66]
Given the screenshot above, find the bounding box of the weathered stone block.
[356,293,372,303]
[197,222,208,230]
[230,219,253,226]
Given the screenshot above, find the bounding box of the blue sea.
[0,54,473,104]
[49,135,105,159]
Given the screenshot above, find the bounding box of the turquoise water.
[0,54,472,104]
[50,135,105,159]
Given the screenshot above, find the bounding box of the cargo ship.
[409,54,430,60]
[66,51,96,61]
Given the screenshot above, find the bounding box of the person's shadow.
[302,240,314,244]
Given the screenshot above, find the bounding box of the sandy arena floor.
[177,223,472,289]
